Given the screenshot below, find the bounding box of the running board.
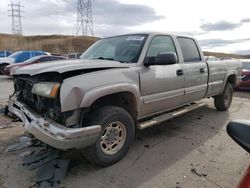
[138,102,206,130]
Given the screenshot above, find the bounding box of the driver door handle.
[176,69,184,76]
[200,68,205,73]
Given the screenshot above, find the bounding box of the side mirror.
[227,120,250,153]
[144,52,177,66]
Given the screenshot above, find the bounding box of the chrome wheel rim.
[100,121,126,155]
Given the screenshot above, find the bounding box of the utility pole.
[8,1,23,35]
[75,0,94,36]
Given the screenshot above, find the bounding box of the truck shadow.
[64,105,230,188]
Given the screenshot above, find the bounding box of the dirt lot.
[0,75,250,188]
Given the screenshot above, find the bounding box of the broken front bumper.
[8,96,102,150]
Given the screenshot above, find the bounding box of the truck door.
[140,35,185,116]
[177,37,208,103]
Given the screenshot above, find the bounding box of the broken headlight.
[32,82,60,98]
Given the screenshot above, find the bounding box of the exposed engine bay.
[12,73,75,126]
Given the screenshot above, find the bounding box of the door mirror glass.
[144,52,177,66]
[227,120,250,153]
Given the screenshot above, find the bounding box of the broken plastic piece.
[53,159,70,182]
[36,160,57,182]
[24,152,59,170]
[6,136,34,152]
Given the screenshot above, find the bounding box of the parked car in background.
[4,55,67,75]
[0,50,12,58]
[237,60,250,89]
[204,56,220,62]
[0,50,48,74]
[50,53,62,56]
[65,52,82,59]
[242,59,250,70]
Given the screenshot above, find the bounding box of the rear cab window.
[177,37,201,63]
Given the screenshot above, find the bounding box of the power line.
[75,0,94,36]
[8,1,24,35]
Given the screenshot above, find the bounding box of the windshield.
[8,51,22,58]
[80,34,148,63]
[242,62,250,70]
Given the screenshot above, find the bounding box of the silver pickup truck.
[8,33,242,166]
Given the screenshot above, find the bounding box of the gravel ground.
[0,76,250,188]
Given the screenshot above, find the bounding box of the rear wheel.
[82,106,135,167]
[214,83,234,111]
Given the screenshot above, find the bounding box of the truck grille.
[14,78,37,110]
[13,77,65,124]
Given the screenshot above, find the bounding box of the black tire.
[82,106,135,167]
[4,105,9,116]
[0,64,8,75]
[214,83,234,111]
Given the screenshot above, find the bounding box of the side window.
[39,57,50,62]
[146,36,177,58]
[177,37,201,62]
[16,52,30,62]
[6,51,12,56]
[0,51,4,57]
[52,57,64,60]
[39,52,45,56]
[242,74,250,81]
[31,51,43,57]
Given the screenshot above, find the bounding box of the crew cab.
[8,33,242,166]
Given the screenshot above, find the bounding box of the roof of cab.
[103,32,195,39]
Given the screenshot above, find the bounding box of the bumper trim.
[8,97,102,150]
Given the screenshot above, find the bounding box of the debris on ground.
[191,168,207,178]
[0,118,14,129]
[6,136,34,152]
[6,135,71,188]
[0,123,13,129]
[0,107,4,114]
[196,114,203,120]
[19,150,34,158]
[25,149,70,188]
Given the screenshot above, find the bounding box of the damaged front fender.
[59,67,141,114]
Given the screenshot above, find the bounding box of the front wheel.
[214,83,234,111]
[82,106,135,167]
[0,64,7,75]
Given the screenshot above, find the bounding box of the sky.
[1,0,250,54]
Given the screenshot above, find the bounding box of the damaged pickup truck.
[8,33,242,166]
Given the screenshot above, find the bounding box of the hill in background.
[0,34,98,55]
[0,34,250,59]
[203,51,250,59]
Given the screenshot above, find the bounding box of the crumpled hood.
[0,58,14,64]
[12,59,132,76]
